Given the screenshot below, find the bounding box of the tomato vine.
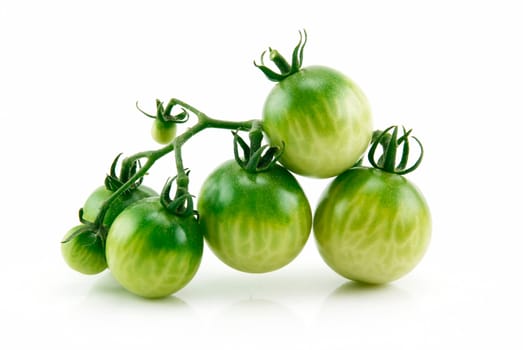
[126,101,253,206]
[62,98,260,246]
[61,30,431,298]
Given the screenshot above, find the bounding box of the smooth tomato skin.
[197,160,312,273]
[151,118,177,145]
[106,197,203,298]
[313,167,431,284]
[61,225,107,275]
[262,66,372,178]
[82,185,157,226]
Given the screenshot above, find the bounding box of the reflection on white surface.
[313,281,419,348]
[325,280,412,302]
[209,298,303,349]
[86,272,192,309]
[6,240,520,350]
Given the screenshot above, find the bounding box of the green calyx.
[368,125,424,175]
[62,154,140,245]
[136,98,189,124]
[104,153,144,193]
[160,171,198,220]
[254,29,307,82]
[233,122,283,173]
[61,209,107,245]
[70,98,260,229]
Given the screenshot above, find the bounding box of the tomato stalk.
[232,121,284,173]
[166,98,255,217]
[254,29,307,82]
[89,98,258,240]
[104,153,145,192]
[92,144,173,234]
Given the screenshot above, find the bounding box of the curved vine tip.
[368,125,424,175]
[254,29,307,82]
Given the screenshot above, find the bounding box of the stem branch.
[93,98,260,232]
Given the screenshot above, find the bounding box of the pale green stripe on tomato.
[314,168,431,284]
[106,198,203,298]
[206,211,310,273]
[262,65,372,178]
[198,161,312,273]
[61,226,107,275]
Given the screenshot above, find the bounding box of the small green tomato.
[61,225,107,275]
[151,118,177,145]
[82,185,157,227]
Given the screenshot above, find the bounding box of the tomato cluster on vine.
[61,30,431,299]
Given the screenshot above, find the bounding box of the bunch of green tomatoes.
[61,31,431,298]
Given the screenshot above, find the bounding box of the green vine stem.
[90,98,258,238]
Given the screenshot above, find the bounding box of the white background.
[1,0,522,349]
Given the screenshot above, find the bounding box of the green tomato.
[61,225,107,275]
[262,66,373,178]
[151,118,177,145]
[106,197,203,298]
[82,185,157,227]
[313,167,431,284]
[197,160,312,273]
